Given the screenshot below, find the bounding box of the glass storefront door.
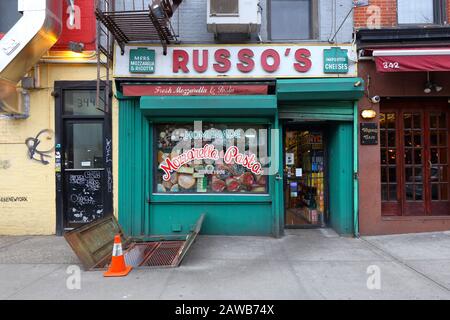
[284,126,326,227]
[380,99,450,216]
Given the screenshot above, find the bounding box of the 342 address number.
[382,61,400,69]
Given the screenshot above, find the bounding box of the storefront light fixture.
[424,72,443,94]
[424,82,443,94]
[361,109,377,119]
[69,41,85,53]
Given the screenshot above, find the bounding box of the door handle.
[275,173,283,181]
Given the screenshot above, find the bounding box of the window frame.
[397,0,448,26]
[268,0,318,41]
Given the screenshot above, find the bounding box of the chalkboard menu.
[360,123,378,145]
[66,170,104,223]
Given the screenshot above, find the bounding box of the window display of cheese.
[178,174,197,189]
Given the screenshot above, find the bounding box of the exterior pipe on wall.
[0,0,62,115]
[353,101,360,237]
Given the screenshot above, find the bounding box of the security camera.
[370,96,381,104]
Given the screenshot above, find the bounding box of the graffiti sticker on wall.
[25,129,54,165]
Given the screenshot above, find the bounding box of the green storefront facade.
[114,44,364,238]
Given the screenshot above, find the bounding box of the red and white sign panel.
[374,48,450,72]
[122,84,268,97]
[52,0,96,51]
[114,44,357,78]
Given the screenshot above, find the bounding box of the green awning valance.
[277,78,364,101]
[139,95,277,116]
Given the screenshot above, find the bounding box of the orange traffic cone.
[103,235,132,277]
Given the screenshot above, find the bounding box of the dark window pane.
[431,148,439,164]
[381,167,387,183]
[405,184,414,200]
[389,167,397,183]
[270,0,311,40]
[0,0,21,33]
[381,149,387,164]
[413,132,422,147]
[388,149,396,165]
[379,113,386,128]
[438,113,447,128]
[389,184,397,201]
[413,113,421,129]
[414,149,422,164]
[439,132,447,147]
[440,149,447,164]
[387,113,396,129]
[405,149,412,165]
[405,167,413,183]
[415,184,423,200]
[430,115,438,129]
[441,184,448,200]
[404,132,412,147]
[431,132,438,146]
[64,123,104,169]
[441,166,448,182]
[414,167,422,182]
[380,132,387,146]
[432,184,439,200]
[404,114,412,129]
[388,131,396,147]
[381,184,388,201]
[64,91,104,116]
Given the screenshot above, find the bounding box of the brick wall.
[354,0,450,29]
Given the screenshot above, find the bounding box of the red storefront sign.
[123,84,268,97]
[373,48,450,72]
[52,0,96,51]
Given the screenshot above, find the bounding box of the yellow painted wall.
[0,62,119,235]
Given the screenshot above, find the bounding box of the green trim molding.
[140,95,277,116]
[277,78,364,101]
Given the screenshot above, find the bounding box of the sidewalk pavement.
[0,229,449,300]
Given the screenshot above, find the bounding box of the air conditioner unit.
[207,0,261,34]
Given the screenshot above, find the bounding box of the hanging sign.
[129,48,155,73]
[323,47,349,74]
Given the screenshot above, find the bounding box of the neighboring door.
[55,82,113,235]
[380,99,450,216]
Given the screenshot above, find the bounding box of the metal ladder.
[95,0,114,114]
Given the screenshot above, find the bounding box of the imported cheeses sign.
[114,44,356,78]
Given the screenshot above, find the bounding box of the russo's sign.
[114,44,356,78]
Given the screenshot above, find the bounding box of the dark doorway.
[283,123,328,228]
[54,81,113,235]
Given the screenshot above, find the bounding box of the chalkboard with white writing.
[360,123,378,145]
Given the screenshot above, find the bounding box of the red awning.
[372,47,450,73]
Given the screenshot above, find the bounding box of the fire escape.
[95,0,182,113]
